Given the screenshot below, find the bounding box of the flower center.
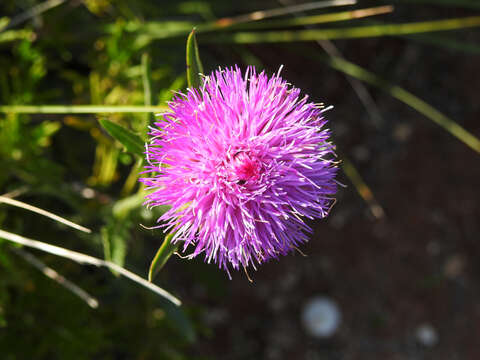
[229,151,261,184]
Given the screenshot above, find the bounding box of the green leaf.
[186,29,204,88]
[148,232,179,282]
[99,119,145,157]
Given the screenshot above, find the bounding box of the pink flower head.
[140,66,337,275]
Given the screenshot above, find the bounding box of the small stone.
[393,123,412,142]
[415,323,438,347]
[301,296,341,338]
[444,254,465,279]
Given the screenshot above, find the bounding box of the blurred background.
[0,0,479,359]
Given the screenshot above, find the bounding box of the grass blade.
[186,29,204,88]
[0,196,91,233]
[1,0,67,32]
[148,232,179,282]
[206,16,480,43]
[11,247,99,308]
[0,228,181,306]
[0,105,168,114]
[215,6,394,31]
[325,56,480,154]
[341,158,385,219]
[214,0,356,27]
[99,119,145,157]
[1,186,29,199]
[141,53,153,110]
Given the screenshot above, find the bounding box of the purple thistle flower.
[140,66,337,275]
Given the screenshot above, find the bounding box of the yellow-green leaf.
[186,29,204,88]
[99,119,145,157]
[148,232,179,282]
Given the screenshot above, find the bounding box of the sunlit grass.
[207,16,480,43]
[0,105,168,113]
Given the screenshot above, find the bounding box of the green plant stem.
[0,105,168,114]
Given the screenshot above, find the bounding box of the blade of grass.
[1,0,67,32]
[1,186,29,199]
[11,247,99,308]
[206,16,480,43]
[213,6,394,31]
[214,0,356,27]
[186,29,204,88]
[325,56,480,154]
[0,228,181,306]
[342,158,385,219]
[141,53,153,110]
[0,105,168,114]
[0,196,91,233]
[141,53,154,135]
[148,232,179,282]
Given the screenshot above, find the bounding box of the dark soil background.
[186,4,480,360]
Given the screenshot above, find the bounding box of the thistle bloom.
[140,66,337,275]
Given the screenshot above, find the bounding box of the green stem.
[0,105,168,114]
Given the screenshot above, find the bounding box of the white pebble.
[301,296,341,338]
[415,323,438,347]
